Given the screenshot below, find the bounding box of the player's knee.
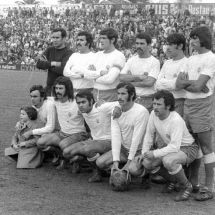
[63,147,71,158]
[59,142,64,150]
[37,138,46,149]
[59,140,69,151]
[162,156,174,171]
[201,145,212,155]
[96,157,107,169]
[81,145,91,157]
[128,162,142,176]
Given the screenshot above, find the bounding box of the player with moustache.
[120,33,160,112]
[96,82,149,184]
[63,31,98,94]
[36,77,89,169]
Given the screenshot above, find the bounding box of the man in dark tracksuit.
[36,28,73,96]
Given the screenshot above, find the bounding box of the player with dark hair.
[22,85,56,140]
[77,31,94,49]
[52,28,67,38]
[64,31,96,93]
[63,90,117,182]
[116,82,137,101]
[20,85,58,164]
[153,90,175,111]
[36,77,88,169]
[120,32,160,112]
[99,28,118,46]
[36,27,73,96]
[156,33,187,116]
[136,33,152,45]
[96,82,149,185]
[176,26,215,201]
[30,85,47,100]
[189,26,212,50]
[129,90,198,201]
[166,33,186,52]
[51,76,74,101]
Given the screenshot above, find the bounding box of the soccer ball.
[109,169,131,192]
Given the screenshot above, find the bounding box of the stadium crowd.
[2,4,215,204]
[0,5,214,66]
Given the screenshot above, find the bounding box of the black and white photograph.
[0,0,215,214]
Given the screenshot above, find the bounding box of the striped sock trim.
[182,190,191,198]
